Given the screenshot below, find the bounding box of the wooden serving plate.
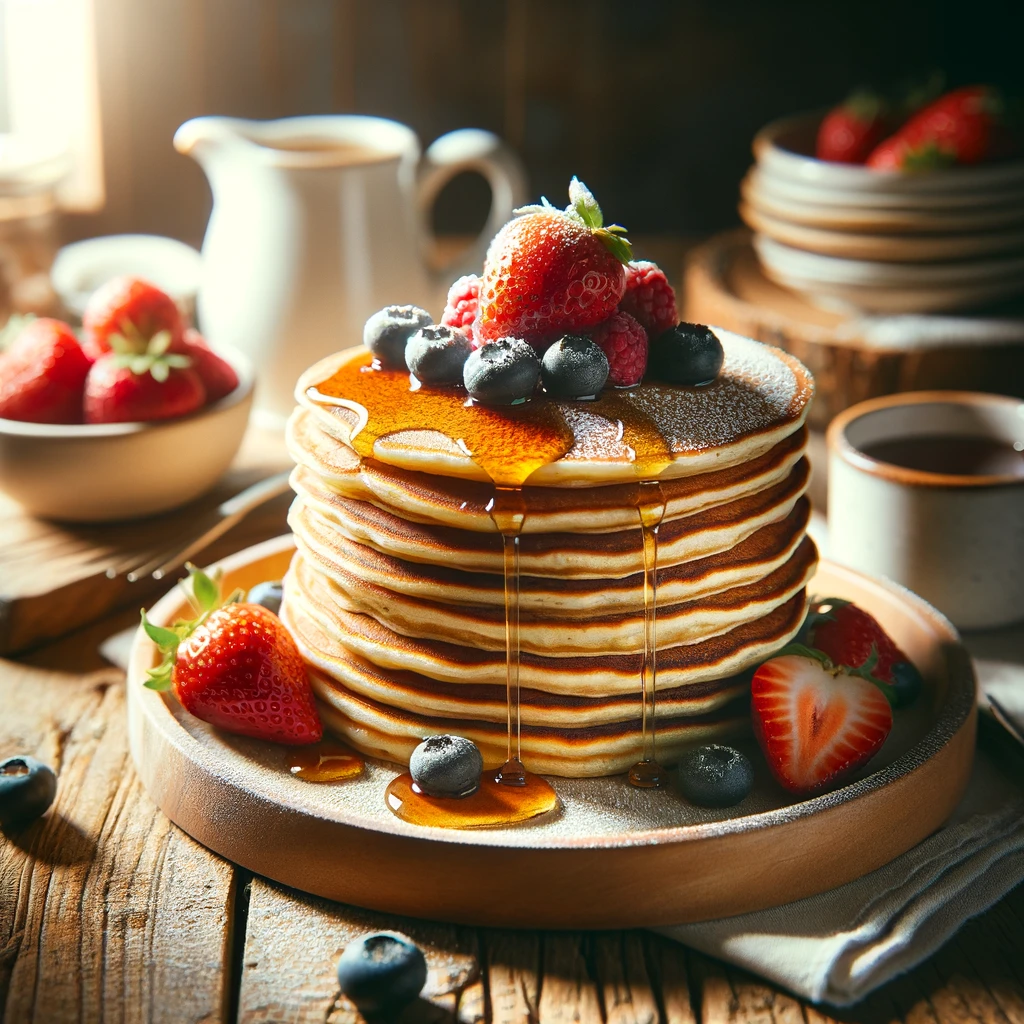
[127,535,975,928]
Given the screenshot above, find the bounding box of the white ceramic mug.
[174,115,527,423]
[827,391,1024,630]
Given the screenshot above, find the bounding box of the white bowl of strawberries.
[0,276,253,522]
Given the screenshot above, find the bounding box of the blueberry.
[363,305,433,369]
[246,580,283,615]
[541,335,609,399]
[463,338,540,405]
[678,744,753,808]
[337,931,427,1015]
[405,324,473,384]
[410,734,483,797]
[650,323,724,386]
[0,756,57,827]
[890,661,923,708]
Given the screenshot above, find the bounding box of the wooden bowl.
[126,535,975,928]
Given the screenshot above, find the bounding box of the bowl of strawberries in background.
[741,84,1024,313]
[0,276,253,522]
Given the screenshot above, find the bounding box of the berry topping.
[751,649,894,795]
[0,318,90,424]
[618,261,678,338]
[589,311,648,387]
[649,323,723,386]
[804,598,922,708]
[816,90,889,164]
[410,734,484,797]
[677,744,753,808]
[336,932,427,1015]
[83,332,205,424]
[0,755,57,827]
[477,178,630,344]
[247,580,284,616]
[405,324,474,385]
[179,329,239,403]
[141,564,323,746]
[541,334,609,399]
[82,275,185,362]
[441,274,482,337]
[363,305,432,369]
[463,337,540,405]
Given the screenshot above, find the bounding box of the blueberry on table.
[463,337,540,405]
[541,335,609,398]
[405,324,474,384]
[0,755,57,827]
[363,305,433,369]
[890,660,923,708]
[337,931,427,1015]
[649,323,724,386]
[678,745,753,808]
[246,580,284,616]
[410,734,484,797]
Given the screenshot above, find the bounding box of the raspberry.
[589,312,648,387]
[441,275,482,338]
[618,261,677,338]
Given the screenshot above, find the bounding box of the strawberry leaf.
[150,360,169,383]
[568,177,603,230]
[774,642,837,670]
[187,563,221,612]
[141,613,180,650]
[149,330,172,356]
[594,228,633,264]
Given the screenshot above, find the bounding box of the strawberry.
[180,329,239,403]
[82,275,185,361]
[83,332,205,424]
[866,85,1007,170]
[0,318,90,423]
[476,178,630,345]
[752,649,893,794]
[142,565,322,745]
[804,597,922,707]
[816,90,889,163]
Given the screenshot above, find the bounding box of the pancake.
[295,328,813,487]
[288,405,809,533]
[289,457,810,579]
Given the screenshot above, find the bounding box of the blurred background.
[6,0,1022,247]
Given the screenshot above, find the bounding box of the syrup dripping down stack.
[281,328,817,778]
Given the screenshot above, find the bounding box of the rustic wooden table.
[3,430,1024,1023]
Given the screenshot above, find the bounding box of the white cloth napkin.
[658,657,1024,1007]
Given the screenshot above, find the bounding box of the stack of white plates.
[741,113,1024,314]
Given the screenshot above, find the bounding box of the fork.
[115,470,293,583]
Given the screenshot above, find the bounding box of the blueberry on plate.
[890,660,923,708]
[405,324,474,384]
[0,755,57,827]
[363,305,433,369]
[649,323,724,386]
[410,734,483,798]
[337,931,427,1015]
[246,580,284,616]
[541,335,609,399]
[678,744,753,808]
[463,337,540,405]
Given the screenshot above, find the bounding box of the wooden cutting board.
[0,425,293,656]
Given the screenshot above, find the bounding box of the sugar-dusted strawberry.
[82,275,185,361]
[441,275,482,341]
[0,318,90,424]
[180,329,239,403]
[476,178,630,345]
[752,649,893,794]
[816,90,889,163]
[84,332,205,423]
[804,597,922,707]
[866,85,1006,170]
[142,565,322,745]
[618,261,677,338]
[589,311,648,387]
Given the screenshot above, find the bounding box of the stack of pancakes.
[282,328,816,777]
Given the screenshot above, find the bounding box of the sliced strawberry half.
[751,648,894,795]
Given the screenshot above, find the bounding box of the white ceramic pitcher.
[174,115,527,422]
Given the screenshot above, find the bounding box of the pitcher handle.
[417,129,528,284]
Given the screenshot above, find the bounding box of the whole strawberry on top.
[142,565,322,745]
[82,275,185,361]
[0,318,91,424]
[816,90,889,163]
[476,178,631,345]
